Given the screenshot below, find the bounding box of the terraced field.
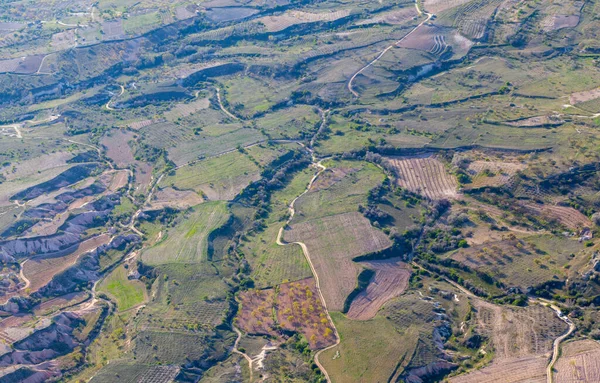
[386,155,458,199]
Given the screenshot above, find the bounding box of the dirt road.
[347,0,433,97]
[106,85,124,110]
[273,109,339,382]
[215,87,240,120]
[232,325,254,381]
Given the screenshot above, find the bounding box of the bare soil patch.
[284,212,392,311]
[522,203,592,230]
[541,15,580,32]
[23,234,111,293]
[570,87,600,105]
[466,160,525,189]
[423,0,472,14]
[101,130,136,167]
[451,300,568,382]
[257,10,350,32]
[150,187,204,210]
[108,170,129,192]
[128,119,154,130]
[236,288,278,337]
[449,355,547,383]
[505,115,564,127]
[554,339,600,383]
[347,258,410,320]
[386,155,459,200]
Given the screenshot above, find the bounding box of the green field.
[98,266,146,311]
[321,312,415,383]
[164,150,261,200]
[141,201,230,265]
[293,159,386,223]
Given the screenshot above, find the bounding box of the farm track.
[413,262,576,383]
[536,298,576,383]
[106,85,124,111]
[347,0,433,97]
[232,325,254,381]
[215,87,240,120]
[273,109,338,383]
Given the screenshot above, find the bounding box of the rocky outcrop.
[0,312,83,368]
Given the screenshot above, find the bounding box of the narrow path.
[273,109,339,382]
[275,159,339,383]
[106,85,124,111]
[413,261,576,383]
[19,260,30,290]
[530,298,576,383]
[347,0,433,97]
[36,54,53,75]
[232,325,254,381]
[215,87,240,120]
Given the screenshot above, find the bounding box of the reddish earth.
[236,288,278,337]
[236,278,336,349]
[276,278,335,349]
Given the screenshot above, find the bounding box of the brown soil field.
[522,203,592,230]
[570,87,600,105]
[276,278,336,349]
[236,278,335,349]
[466,160,525,189]
[357,7,418,25]
[164,98,210,120]
[505,115,564,127]
[385,155,459,200]
[23,234,111,293]
[397,24,447,54]
[451,300,568,382]
[423,0,472,14]
[284,212,392,311]
[128,119,154,130]
[236,288,278,337]
[149,187,204,210]
[108,170,129,192]
[541,15,580,32]
[257,10,350,32]
[554,339,600,383]
[33,291,89,316]
[347,258,410,320]
[24,213,68,238]
[449,355,547,383]
[101,129,136,167]
[474,300,567,359]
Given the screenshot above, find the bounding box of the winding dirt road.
[232,325,254,381]
[533,298,576,383]
[215,87,240,120]
[347,1,433,97]
[106,85,124,110]
[273,109,339,381]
